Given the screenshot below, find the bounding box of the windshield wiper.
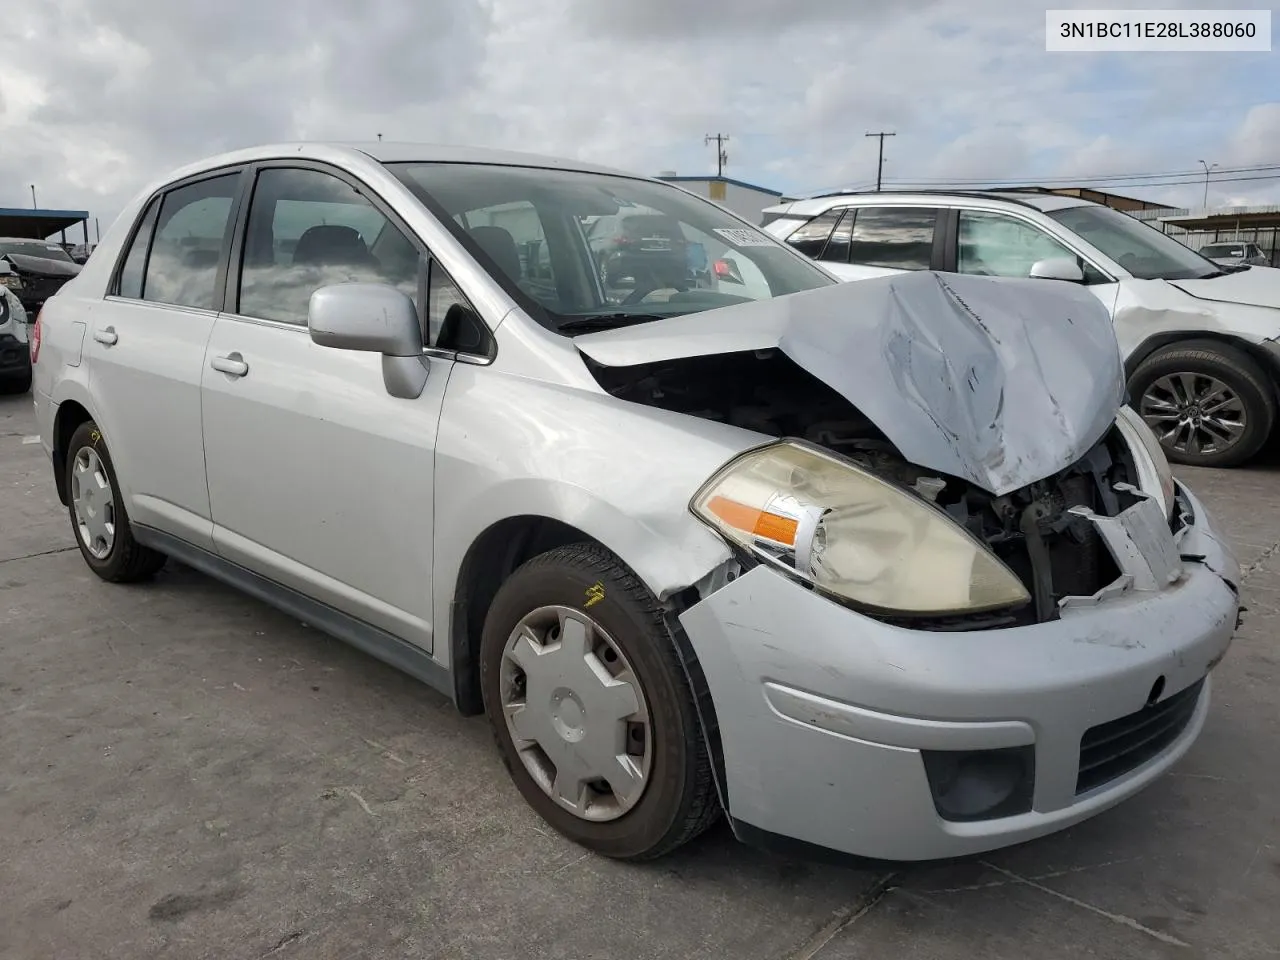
[557,313,669,333]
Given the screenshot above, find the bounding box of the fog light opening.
[921,746,1035,823]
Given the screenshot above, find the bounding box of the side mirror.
[1028,257,1085,283]
[308,283,429,400]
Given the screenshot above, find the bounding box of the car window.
[142,174,240,310]
[238,167,422,326]
[390,162,832,334]
[848,207,938,270]
[957,210,1085,278]
[820,210,853,263]
[1047,204,1219,281]
[0,240,77,263]
[784,211,841,258]
[456,200,560,309]
[115,198,160,299]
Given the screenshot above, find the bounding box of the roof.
[0,208,90,239]
[152,142,644,192]
[1151,205,1280,230]
[657,175,782,198]
[764,189,1095,216]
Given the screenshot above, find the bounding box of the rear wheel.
[479,543,720,860]
[1129,341,1276,467]
[65,421,167,582]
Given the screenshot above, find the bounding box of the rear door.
[200,162,463,650]
[86,168,246,550]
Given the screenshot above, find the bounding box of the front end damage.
[576,271,1195,625]
[573,271,1240,860]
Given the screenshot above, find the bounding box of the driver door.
[200,163,451,650]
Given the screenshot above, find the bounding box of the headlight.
[691,441,1030,616]
[1115,405,1175,517]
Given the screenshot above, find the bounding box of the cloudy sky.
[1,0,1277,238]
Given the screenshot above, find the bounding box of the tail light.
[30,309,42,364]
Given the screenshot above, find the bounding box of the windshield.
[0,239,75,263]
[1046,205,1219,281]
[388,163,833,333]
[1199,244,1245,258]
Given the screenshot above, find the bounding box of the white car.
[1198,241,1269,268]
[764,191,1280,467]
[0,261,31,393]
[31,143,1238,863]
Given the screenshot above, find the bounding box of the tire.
[1128,341,1276,468]
[64,420,167,582]
[479,542,720,860]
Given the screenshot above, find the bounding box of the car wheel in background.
[479,542,720,860]
[1129,340,1276,468]
[64,420,167,582]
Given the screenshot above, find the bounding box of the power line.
[705,133,729,177]
[883,161,1280,187]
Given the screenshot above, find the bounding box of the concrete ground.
[2,389,1277,960]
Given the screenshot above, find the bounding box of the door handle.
[210,352,249,378]
[93,327,118,346]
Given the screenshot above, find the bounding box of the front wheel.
[1128,342,1276,468]
[64,421,167,582]
[479,543,720,860]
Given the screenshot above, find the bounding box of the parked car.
[763,191,1280,467]
[1198,241,1269,268]
[0,261,32,393]
[32,143,1238,864]
[69,242,99,265]
[0,237,83,315]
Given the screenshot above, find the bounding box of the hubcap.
[1139,373,1246,457]
[499,605,652,822]
[71,447,116,559]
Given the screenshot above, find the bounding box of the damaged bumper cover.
[677,483,1237,862]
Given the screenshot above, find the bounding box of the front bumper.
[679,484,1238,862]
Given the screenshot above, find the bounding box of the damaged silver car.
[32,143,1240,862]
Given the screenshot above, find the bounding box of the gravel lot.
[2,389,1278,960]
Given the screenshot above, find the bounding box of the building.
[0,206,91,246]
[656,174,783,223]
[1131,204,1280,268]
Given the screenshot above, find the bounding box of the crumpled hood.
[3,252,82,279]
[1168,265,1280,309]
[575,271,1125,496]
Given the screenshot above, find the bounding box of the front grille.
[1076,678,1204,795]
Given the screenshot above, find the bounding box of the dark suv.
[586,212,690,290]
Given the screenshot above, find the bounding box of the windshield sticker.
[713,227,774,247]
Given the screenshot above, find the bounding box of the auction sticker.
[714,227,774,247]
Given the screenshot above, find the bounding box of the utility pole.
[865,132,895,191]
[705,133,729,177]
[30,184,37,209]
[95,217,101,243]
[1198,159,1218,208]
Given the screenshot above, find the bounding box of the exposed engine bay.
[589,349,1156,628]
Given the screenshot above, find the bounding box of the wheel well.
[449,516,604,716]
[1125,332,1280,401]
[52,400,93,505]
